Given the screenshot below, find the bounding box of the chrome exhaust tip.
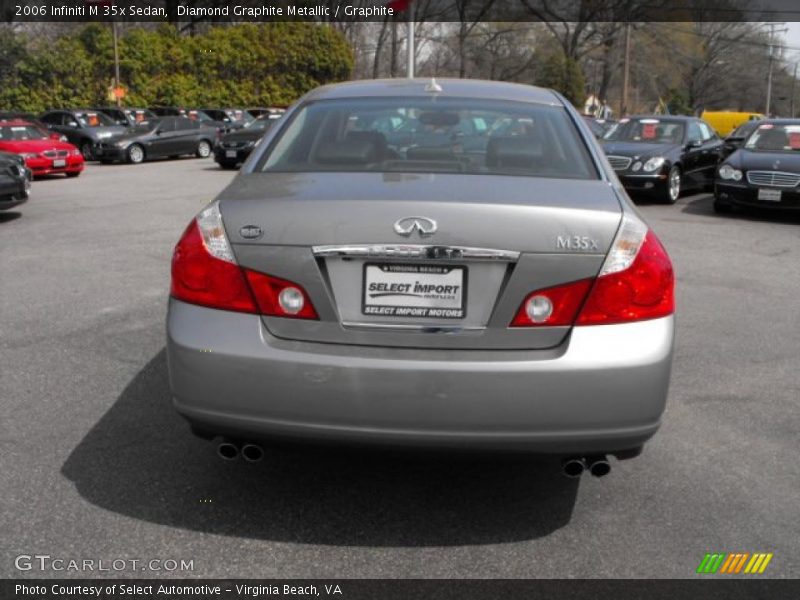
[561,457,586,478]
[241,443,264,463]
[217,440,239,461]
[587,455,611,478]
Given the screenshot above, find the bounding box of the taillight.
[170,202,318,319]
[510,279,593,327]
[576,229,674,325]
[510,216,674,327]
[244,270,318,319]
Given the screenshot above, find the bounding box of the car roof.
[625,115,697,122]
[758,118,800,126]
[0,119,37,127]
[302,78,563,106]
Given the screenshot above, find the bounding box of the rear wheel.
[196,140,212,158]
[664,165,681,204]
[126,144,145,164]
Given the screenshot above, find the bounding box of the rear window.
[256,97,597,180]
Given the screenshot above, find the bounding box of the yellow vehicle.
[701,111,764,137]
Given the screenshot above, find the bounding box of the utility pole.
[791,61,798,118]
[620,23,631,117]
[112,21,121,107]
[764,23,787,116]
[406,8,414,78]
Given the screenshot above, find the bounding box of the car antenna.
[424,78,443,93]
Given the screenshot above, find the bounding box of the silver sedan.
[166,79,674,477]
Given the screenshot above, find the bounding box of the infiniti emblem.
[393,216,437,237]
[239,225,263,240]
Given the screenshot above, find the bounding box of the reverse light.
[510,279,593,327]
[171,202,318,319]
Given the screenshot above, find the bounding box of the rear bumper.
[715,181,800,210]
[214,146,252,165]
[166,300,674,453]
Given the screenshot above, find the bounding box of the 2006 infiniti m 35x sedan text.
[167,79,675,477]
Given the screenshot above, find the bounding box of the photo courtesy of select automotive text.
[2,0,799,598]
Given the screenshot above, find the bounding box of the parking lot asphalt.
[1,158,799,579]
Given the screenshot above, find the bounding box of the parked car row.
[0,105,285,216]
[598,114,800,215]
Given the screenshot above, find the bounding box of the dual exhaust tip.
[562,455,611,478]
[217,439,264,463]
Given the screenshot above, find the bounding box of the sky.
[781,22,800,61]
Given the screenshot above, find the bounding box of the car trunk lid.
[221,172,622,350]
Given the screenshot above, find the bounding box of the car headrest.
[486,136,545,169]
[314,139,379,165]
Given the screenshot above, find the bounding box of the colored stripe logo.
[697,553,773,574]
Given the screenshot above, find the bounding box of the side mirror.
[686,140,703,150]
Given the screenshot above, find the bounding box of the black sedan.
[93,117,217,164]
[602,115,724,203]
[39,109,129,160]
[0,151,31,211]
[214,115,278,169]
[714,120,800,213]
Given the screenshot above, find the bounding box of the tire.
[664,165,681,204]
[80,141,94,161]
[65,172,80,178]
[126,144,145,164]
[196,140,212,158]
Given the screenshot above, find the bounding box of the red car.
[0,120,84,178]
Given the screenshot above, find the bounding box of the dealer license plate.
[758,188,782,202]
[226,150,237,158]
[362,263,467,319]
[53,159,66,168]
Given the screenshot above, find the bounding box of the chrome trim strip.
[312,244,520,262]
[341,321,485,333]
